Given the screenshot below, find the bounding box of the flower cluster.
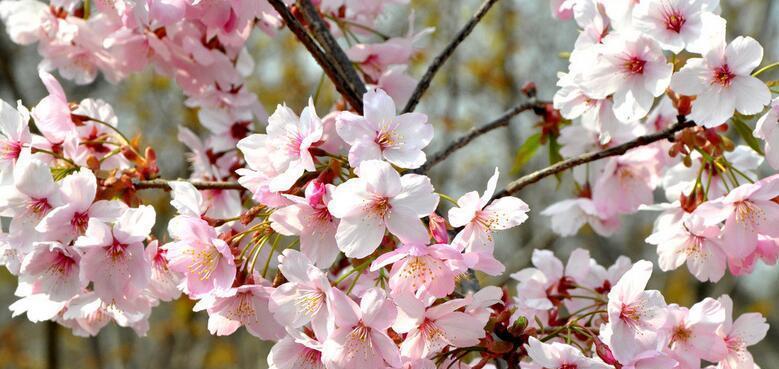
[544,0,779,283]
[507,250,768,369]
[0,0,776,368]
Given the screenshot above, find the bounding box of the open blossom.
[393,293,487,359]
[592,147,660,216]
[163,216,236,298]
[238,99,323,193]
[449,168,529,275]
[17,241,82,301]
[75,206,155,302]
[270,180,340,267]
[541,197,620,237]
[323,288,401,369]
[328,160,439,259]
[662,298,728,368]
[194,281,284,340]
[31,70,75,142]
[525,337,610,369]
[633,0,722,53]
[716,295,769,369]
[605,260,668,362]
[646,214,728,282]
[580,33,673,122]
[694,174,779,261]
[36,168,126,241]
[671,36,771,127]
[370,243,462,298]
[268,328,327,369]
[144,240,182,302]
[336,89,433,169]
[0,150,60,221]
[0,99,31,182]
[269,250,333,338]
[753,97,779,169]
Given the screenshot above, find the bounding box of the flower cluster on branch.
[0,0,776,368]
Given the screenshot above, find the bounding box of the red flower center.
[713,65,736,87]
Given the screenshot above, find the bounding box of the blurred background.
[0,0,778,368]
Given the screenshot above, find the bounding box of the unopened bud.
[594,336,622,368]
[509,316,528,336]
[428,212,449,243]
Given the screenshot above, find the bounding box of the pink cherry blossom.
[145,240,182,302]
[270,181,340,267]
[36,168,126,241]
[269,250,333,338]
[753,97,779,169]
[693,174,779,261]
[449,168,529,275]
[671,36,771,127]
[328,160,439,258]
[370,242,461,298]
[392,293,487,359]
[581,33,673,122]
[0,150,61,222]
[163,215,236,298]
[268,328,326,369]
[541,197,620,237]
[716,295,769,369]
[633,0,722,53]
[194,281,284,339]
[662,298,728,368]
[525,337,610,369]
[17,241,82,301]
[336,89,433,169]
[322,288,401,369]
[31,69,75,142]
[75,206,155,302]
[592,147,660,216]
[238,99,323,193]
[646,214,728,282]
[0,100,31,181]
[605,260,668,362]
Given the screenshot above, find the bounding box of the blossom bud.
[593,336,622,368]
[428,212,449,243]
[509,316,528,336]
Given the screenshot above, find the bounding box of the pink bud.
[594,336,622,368]
[428,212,449,243]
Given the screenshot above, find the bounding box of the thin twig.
[297,0,366,96]
[267,0,364,113]
[491,117,696,200]
[133,179,243,190]
[402,0,501,113]
[415,100,542,174]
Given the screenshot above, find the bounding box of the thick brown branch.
[415,100,543,174]
[402,0,501,113]
[491,118,696,200]
[134,179,243,191]
[267,0,364,113]
[297,0,366,97]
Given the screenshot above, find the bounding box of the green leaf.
[548,135,564,183]
[732,118,764,156]
[511,132,542,174]
[51,166,77,181]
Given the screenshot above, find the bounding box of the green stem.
[437,192,459,205]
[753,61,779,77]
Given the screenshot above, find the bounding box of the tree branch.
[267,0,365,113]
[415,100,543,174]
[402,0,501,113]
[297,0,367,97]
[491,117,696,201]
[134,179,243,191]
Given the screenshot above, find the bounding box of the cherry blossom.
[753,97,779,169]
[716,295,769,369]
[336,89,433,169]
[671,36,771,127]
[581,33,673,122]
[163,215,236,298]
[322,288,401,369]
[525,337,610,369]
[662,298,728,368]
[328,160,438,258]
[370,242,462,298]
